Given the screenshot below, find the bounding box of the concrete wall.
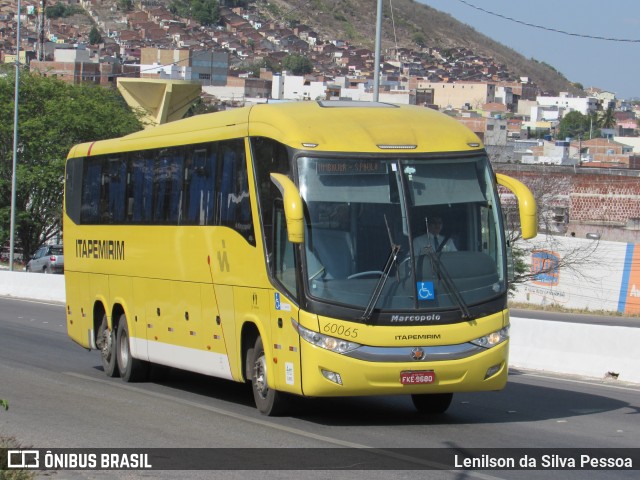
[511,235,640,314]
[0,271,65,303]
[0,270,637,383]
[509,316,640,383]
[494,164,640,243]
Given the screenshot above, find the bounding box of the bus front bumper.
[299,339,509,397]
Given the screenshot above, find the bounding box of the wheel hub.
[254,356,269,399]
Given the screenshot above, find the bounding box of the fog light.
[321,369,343,385]
[485,363,502,379]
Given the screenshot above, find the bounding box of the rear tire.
[116,314,149,382]
[249,336,289,416]
[411,393,453,414]
[97,314,118,377]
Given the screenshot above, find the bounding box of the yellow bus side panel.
[200,283,226,356]
[268,290,303,395]
[66,271,92,349]
[138,277,232,379]
[90,274,110,326]
[215,284,240,381]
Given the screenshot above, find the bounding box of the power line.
[455,0,640,43]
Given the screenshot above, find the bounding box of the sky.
[417,0,640,99]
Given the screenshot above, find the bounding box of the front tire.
[116,314,149,382]
[411,393,453,414]
[249,336,289,416]
[96,314,118,377]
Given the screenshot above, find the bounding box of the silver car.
[25,244,64,274]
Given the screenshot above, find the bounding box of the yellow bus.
[64,100,536,415]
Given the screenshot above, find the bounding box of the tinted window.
[71,139,255,245]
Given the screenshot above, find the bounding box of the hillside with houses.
[1,0,578,92]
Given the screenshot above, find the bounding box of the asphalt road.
[0,297,638,480]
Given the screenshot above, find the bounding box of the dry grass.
[508,301,633,318]
[0,436,36,480]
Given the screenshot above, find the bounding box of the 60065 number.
[322,322,359,338]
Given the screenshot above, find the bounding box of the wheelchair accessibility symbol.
[417,282,435,300]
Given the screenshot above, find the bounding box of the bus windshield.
[297,155,505,314]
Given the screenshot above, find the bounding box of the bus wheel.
[411,393,453,414]
[116,314,149,382]
[96,314,118,377]
[250,336,289,416]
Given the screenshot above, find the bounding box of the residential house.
[417,81,497,110]
[578,138,634,167]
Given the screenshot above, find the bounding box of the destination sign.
[316,159,387,175]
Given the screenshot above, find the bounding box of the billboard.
[512,236,638,315]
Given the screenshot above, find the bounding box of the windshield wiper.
[421,245,472,319]
[361,216,401,322]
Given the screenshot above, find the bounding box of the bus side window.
[218,140,254,245]
[131,153,154,223]
[250,137,291,266]
[273,200,297,297]
[186,148,216,225]
[81,159,102,223]
[107,157,127,223]
[153,150,184,224]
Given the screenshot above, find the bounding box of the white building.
[519,139,579,166]
[536,92,599,116]
[272,73,414,104]
[139,63,191,81]
[54,47,92,63]
[271,73,328,101]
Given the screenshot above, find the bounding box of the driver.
[413,215,457,254]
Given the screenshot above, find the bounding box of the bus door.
[268,202,303,394]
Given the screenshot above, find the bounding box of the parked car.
[25,245,64,274]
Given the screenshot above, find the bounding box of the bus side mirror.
[270,173,304,243]
[496,173,537,240]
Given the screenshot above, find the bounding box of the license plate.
[400,370,436,385]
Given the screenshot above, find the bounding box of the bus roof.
[67,101,484,158]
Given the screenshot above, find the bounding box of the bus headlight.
[470,326,509,348]
[292,320,361,354]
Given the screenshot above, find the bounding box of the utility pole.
[37,0,46,61]
[373,0,382,102]
[10,0,22,271]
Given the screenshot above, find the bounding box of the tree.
[184,98,219,117]
[498,170,601,291]
[191,0,219,26]
[0,69,143,259]
[557,110,591,140]
[117,0,134,11]
[170,0,220,25]
[598,106,616,130]
[412,32,426,47]
[282,54,314,76]
[89,26,102,45]
[46,3,82,19]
